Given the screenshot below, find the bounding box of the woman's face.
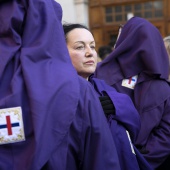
[66,28,97,79]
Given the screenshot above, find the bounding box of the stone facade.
[56,0,89,27]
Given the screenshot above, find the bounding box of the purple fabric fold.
[95,17,169,85]
[0,0,79,168]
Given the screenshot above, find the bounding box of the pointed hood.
[94,17,169,85]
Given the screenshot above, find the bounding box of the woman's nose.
[85,47,93,57]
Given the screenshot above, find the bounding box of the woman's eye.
[76,46,84,50]
[91,45,95,49]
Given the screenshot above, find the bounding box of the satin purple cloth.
[89,76,152,170]
[94,16,170,169]
[0,0,121,169]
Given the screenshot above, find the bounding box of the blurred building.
[57,0,170,50]
[89,0,170,49]
[57,0,89,27]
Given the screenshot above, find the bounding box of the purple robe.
[89,76,152,170]
[41,77,121,170]
[94,16,170,169]
[0,0,121,169]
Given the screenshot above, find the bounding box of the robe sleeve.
[66,77,121,170]
[140,98,170,169]
[135,81,170,169]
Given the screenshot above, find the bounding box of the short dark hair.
[63,23,89,39]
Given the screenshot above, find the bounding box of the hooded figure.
[0,0,121,169]
[94,16,170,169]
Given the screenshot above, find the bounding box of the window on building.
[105,0,163,23]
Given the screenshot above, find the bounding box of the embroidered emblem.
[0,107,25,144]
[122,75,138,89]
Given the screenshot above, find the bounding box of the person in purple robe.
[94,16,170,169]
[0,0,122,169]
[63,23,152,170]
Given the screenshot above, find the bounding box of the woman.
[164,35,170,81]
[94,17,170,169]
[63,23,152,170]
[164,36,170,57]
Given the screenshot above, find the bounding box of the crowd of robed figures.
[0,0,170,170]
